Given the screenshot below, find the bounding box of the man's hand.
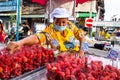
[6,42,22,54]
[79,50,85,58]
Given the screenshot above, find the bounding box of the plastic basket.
[10,66,47,80]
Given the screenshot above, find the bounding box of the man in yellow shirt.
[6,8,84,57]
[104,30,110,40]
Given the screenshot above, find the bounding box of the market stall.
[0,43,120,80]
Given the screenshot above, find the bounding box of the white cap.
[51,7,71,19]
[0,19,3,23]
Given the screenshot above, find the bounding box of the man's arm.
[6,34,39,53]
[17,34,39,46]
[71,24,85,50]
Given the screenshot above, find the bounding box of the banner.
[32,0,47,5]
[76,0,91,5]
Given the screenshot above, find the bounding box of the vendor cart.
[7,54,120,80]
[0,43,120,80]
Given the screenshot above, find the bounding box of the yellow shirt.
[36,22,83,52]
[100,30,105,37]
[104,32,110,39]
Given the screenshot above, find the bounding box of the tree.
[9,14,16,23]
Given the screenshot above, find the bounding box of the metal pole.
[16,0,21,41]
[89,1,93,38]
[95,6,101,39]
[89,1,92,18]
[95,6,101,21]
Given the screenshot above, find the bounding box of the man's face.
[54,18,68,26]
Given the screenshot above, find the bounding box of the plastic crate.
[10,66,47,80]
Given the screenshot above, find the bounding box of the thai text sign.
[0,0,17,12]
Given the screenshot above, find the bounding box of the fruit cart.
[8,54,120,80]
[0,43,120,80]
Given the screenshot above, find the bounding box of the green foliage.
[9,14,16,23]
[92,32,96,37]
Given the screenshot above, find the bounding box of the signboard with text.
[0,0,17,12]
[0,6,16,12]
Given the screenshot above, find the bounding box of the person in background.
[100,27,105,36]
[6,7,85,57]
[81,27,110,51]
[7,23,16,41]
[0,19,7,43]
[19,22,32,39]
[10,23,16,35]
[110,27,120,47]
[104,30,110,40]
[113,27,120,37]
[81,27,89,53]
[99,27,105,40]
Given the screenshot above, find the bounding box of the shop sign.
[0,6,16,12]
[0,0,17,12]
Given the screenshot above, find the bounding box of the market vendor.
[6,7,85,57]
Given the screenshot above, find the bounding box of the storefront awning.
[77,12,96,18]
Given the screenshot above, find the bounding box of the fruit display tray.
[0,52,119,80]
[87,54,120,69]
[10,66,47,80]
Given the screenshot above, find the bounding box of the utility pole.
[16,0,21,41]
[89,1,92,18]
[95,6,101,39]
[89,1,93,38]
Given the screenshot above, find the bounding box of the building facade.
[0,0,105,34]
[111,14,120,21]
[0,0,46,33]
